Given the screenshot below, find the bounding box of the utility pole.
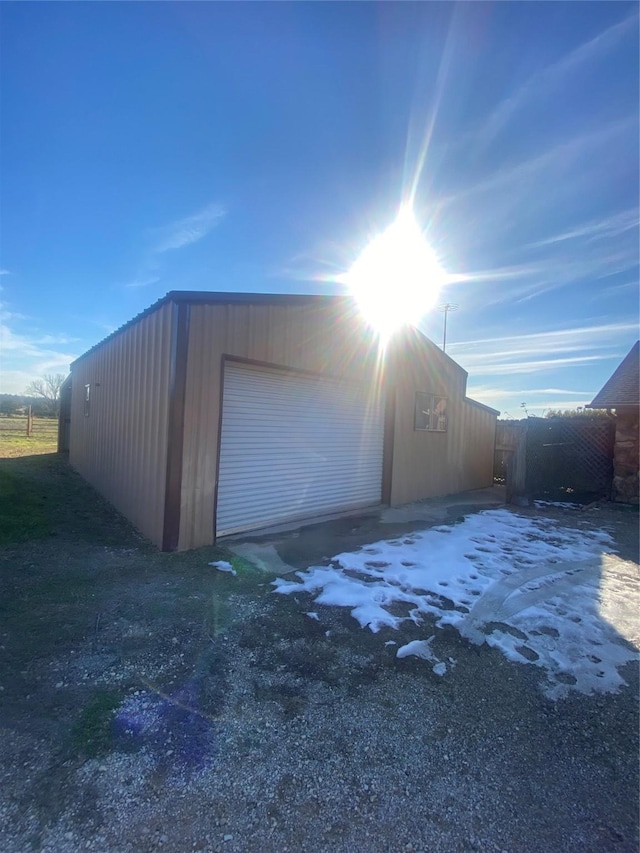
[438,303,458,353]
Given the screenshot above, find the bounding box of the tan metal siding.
[69,303,173,547]
[459,400,497,491]
[389,335,497,505]
[179,302,383,549]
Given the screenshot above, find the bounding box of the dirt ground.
[0,452,638,853]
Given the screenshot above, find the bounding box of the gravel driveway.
[0,455,638,852]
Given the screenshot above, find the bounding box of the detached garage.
[66,291,498,551]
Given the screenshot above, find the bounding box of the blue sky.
[1,2,638,416]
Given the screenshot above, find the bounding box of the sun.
[344,206,446,341]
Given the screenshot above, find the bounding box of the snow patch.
[534,500,582,510]
[273,509,636,699]
[209,560,236,575]
[397,637,437,661]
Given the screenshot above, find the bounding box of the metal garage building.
[64,291,498,551]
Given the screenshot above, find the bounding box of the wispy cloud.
[445,116,637,205]
[496,250,638,307]
[523,209,640,250]
[123,275,161,290]
[0,269,11,276]
[31,334,80,346]
[120,202,226,290]
[451,321,637,352]
[463,354,605,376]
[446,263,547,285]
[448,321,635,381]
[597,280,639,299]
[466,383,599,416]
[472,13,638,147]
[0,298,81,392]
[150,203,226,254]
[443,203,639,309]
[0,325,77,363]
[469,386,595,401]
[0,321,79,393]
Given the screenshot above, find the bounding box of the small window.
[84,384,91,417]
[415,392,448,432]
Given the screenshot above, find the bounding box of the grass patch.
[203,555,266,636]
[0,469,50,543]
[0,421,58,458]
[68,689,122,758]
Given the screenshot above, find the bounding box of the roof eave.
[70,290,354,368]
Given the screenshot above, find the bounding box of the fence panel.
[494,421,523,483]
[524,417,615,502]
[0,415,59,437]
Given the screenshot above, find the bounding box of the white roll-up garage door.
[216,362,384,536]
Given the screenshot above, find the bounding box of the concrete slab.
[381,487,505,523]
[226,486,506,572]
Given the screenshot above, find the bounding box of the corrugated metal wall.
[179,302,383,549]
[69,302,173,547]
[180,308,496,550]
[388,331,497,505]
[458,398,498,491]
[57,375,72,452]
[68,295,496,551]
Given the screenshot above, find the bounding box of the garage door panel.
[217,469,383,493]
[217,487,382,520]
[216,363,384,536]
[218,441,384,463]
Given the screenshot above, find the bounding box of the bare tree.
[25,373,68,417]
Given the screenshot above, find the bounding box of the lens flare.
[345,206,446,341]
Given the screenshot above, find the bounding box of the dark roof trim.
[587,341,640,408]
[464,396,500,416]
[71,290,353,367]
[162,302,190,552]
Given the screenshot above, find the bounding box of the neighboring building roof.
[588,340,640,408]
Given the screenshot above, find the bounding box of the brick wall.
[613,407,639,504]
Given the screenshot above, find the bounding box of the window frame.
[414,392,448,432]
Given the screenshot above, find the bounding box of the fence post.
[26,406,33,437]
[506,421,529,505]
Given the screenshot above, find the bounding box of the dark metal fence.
[495,417,615,504]
[524,417,615,502]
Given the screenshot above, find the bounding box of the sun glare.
[345,206,446,341]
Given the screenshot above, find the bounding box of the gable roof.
[70,290,495,417]
[588,341,640,408]
[71,291,354,367]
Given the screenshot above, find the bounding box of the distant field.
[0,416,58,458]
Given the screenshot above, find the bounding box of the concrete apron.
[225,486,506,575]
